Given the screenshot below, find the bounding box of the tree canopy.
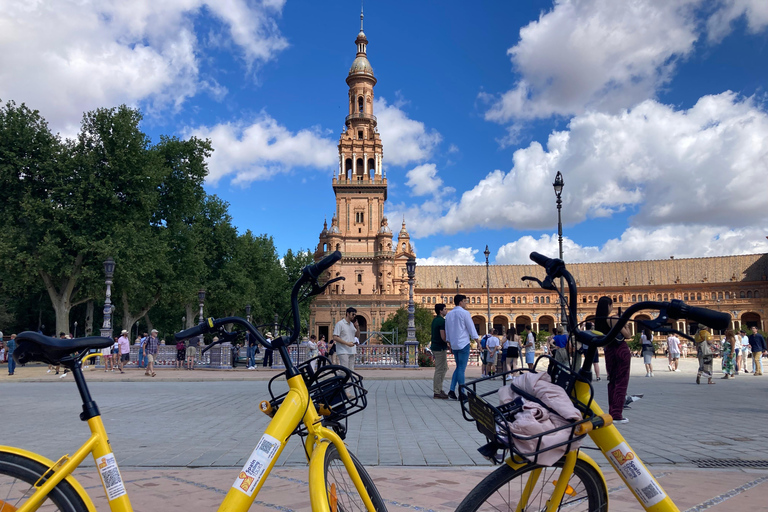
[0,101,317,339]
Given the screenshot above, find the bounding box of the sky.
[2,0,768,266]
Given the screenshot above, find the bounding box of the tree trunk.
[120,289,160,337]
[40,254,84,336]
[85,300,94,336]
[145,313,154,334]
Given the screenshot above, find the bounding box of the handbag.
[698,340,712,356]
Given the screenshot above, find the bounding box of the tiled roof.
[416,253,768,290]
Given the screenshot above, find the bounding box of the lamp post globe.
[198,289,206,325]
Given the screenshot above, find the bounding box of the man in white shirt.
[332,307,360,371]
[667,334,681,372]
[445,294,479,400]
[740,330,751,373]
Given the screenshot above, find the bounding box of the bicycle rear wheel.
[456,457,607,512]
[0,451,89,512]
[323,444,387,512]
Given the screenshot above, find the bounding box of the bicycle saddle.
[13,331,114,366]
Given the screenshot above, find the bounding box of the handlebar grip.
[175,324,205,341]
[530,252,554,267]
[668,300,731,330]
[305,250,342,279]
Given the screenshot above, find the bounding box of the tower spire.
[360,2,364,32]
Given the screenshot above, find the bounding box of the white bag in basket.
[498,371,583,466]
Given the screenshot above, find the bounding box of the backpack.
[480,335,489,350]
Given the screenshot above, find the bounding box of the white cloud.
[187,112,337,185]
[417,246,482,266]
[448,144,460,153]
[483,0,701,122]
[0,0,287,135]
[405,163,456,197]
[399,92,768,238]
[707,0,768,42]
[374,97,442,166]
[496,226,768,264]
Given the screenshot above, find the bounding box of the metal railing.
[345,112,377,124]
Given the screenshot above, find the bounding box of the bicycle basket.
[459,356,595,465]
[267,356,367,436]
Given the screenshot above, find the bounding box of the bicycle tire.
[323,444,387,512]
[0,451,89,512]
[456,457,607,512]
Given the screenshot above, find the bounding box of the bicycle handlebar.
[174,251,344,351]
[527,252,732,350]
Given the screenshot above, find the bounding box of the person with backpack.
[479,333,489,377]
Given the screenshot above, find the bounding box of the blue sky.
[2,0,768,265]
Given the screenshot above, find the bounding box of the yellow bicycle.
[1,251,386,512]
[456,251,730,512]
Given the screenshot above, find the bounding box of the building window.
[632,295,637,302]
[471,297,475,304]
[358,130,363,140]
[358,289,361,295]
[449,297,453,304]
[427,296,431,303]
[643,294,649,301]
[358,96,364,113]
[545,297,550,304]
[533,297,539,304]
[697,293,702,301]
[756,291,761,298]
[740,291,746,298]
[355,212,364,224]
[500,297,504,304]
[583,297,587,303]
[684,293,688,301]
[747,291,753,298]
[663,293,668,301]
[725,291,730,299]
[433,297,436,303]
[522,297,527,304]
[357,274,362,283]
[619,295,623,303]
[422,297,426,303]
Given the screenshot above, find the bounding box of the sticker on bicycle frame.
[96,453,127,501]
[606,442,666,507]
[232,433,281,496]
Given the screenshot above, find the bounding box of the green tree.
[381,304,434,345]
[282,249,315,333]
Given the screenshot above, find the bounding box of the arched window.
[643,294,649,301]
[583,297,587,303]
[663,293,668,301]
[522,297,527,304]
[358,96,364,113]
[632,294,637,302]
[657,294,662,301]
[697,293,702,301]
[545,297,550,304]
[421,297,425,303]
[433,297,436,304]
[477,297,482,304]
[725,291,730,299]
[471,297,475,304]
[718,292,723,300]
[533,297,539,304]
[756,291,761,298]
[449,297,453,304]
[740,291,746,298]
[684,293,689,301]
[357,274,362,283]
[335,243,341,251]
[426,296,431,303]
[619,295,623,303]
[747,291,753,298]
[500,297,504,304]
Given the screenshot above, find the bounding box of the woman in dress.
[524,325,536,370]
[641,329,654,377]
[720,329,736,379]
[595,296,632,423]
[175,339,186,369]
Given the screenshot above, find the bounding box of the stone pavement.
[2,356,768,510]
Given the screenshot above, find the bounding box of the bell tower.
[311,11,413,342]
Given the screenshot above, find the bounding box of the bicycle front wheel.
[323,444,387,512]
[456,457,607,512]
[0,451,89,512]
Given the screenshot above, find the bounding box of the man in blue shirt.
[6,334,17,375]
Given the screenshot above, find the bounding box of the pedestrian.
[641,329,654,377]
[430,303,448,399]
[740,329,750,373]
[694,324,715,384]
[584,321,601,380]
[332,307,360,371]
[175,337,186,370]
[479,333,489,377]
[499,328,509,373]
[145,329,159,377]
[307,334,320,369]
[110,336,119,372]
[230,339,240,368]
[117,330,130,373]
[551,326,569,366]
[720,329,737,379]
[667,333,681,372]
[262,332,274,368]
[317,335,328,358]
[246,332,258,370]
[6,334,16,376]
[748,326,766,376]
[595,296,632,423]
[486,328,500,378]
[732,330,740,373]
[524,325,536,370]
[506,326,520,371]
[186,335,200,370]
[445,294,479,401]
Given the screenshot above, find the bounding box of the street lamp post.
[246,304,252,324]
[73,321,78,338]
[100,258,115,339]
[553,171,566,328]
[485,245,491,335]
[455,276,460,294]
[182,316,186,330]
[405,257,418,367]
[198,290,206,325]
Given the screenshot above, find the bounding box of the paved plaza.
[2,357,768,510]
